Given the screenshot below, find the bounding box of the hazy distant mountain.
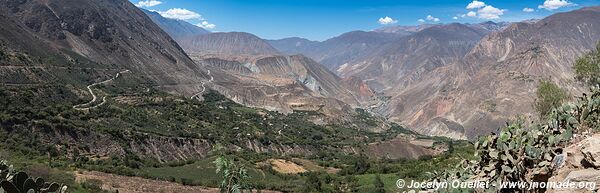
[268,22,506,73]
[465,21,511,32]
[338,23,489,90]
[267,37,319,54]
[373,24,437,34]
[374,22,509,35]
[180,32,280,55]
[522,19,541,24]
[142,9,210,41]
[269,31,405,71]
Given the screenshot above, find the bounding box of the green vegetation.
[214,156,250,193]
[0,84,430,192]
[574,43,600,87]
[373,175,385,193]
[303,172,322,193]
[0,60,471,192]
[534,80,569,119]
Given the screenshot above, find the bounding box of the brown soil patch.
[75,170,219,193]
[409,139,436,147]
[367,137,440,159]
[291,158,340,174]
[267,159,307,174]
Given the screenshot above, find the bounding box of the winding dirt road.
[73,70,130,110]
[190,69,213,100]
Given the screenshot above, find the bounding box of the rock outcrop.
[548,133,600,193]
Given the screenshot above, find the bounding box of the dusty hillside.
[76,170,285,193]
[177,29,380,123]
[191,54,377,122]
[0,0,209,96]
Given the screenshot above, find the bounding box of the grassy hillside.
[0,68,471,192]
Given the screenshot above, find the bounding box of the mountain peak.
[141,9,210,41]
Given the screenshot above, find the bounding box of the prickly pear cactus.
[432,88,600,192]
[0,161,67,193]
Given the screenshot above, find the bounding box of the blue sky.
[131,0,599,41]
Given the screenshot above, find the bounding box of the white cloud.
[158,8,203,20]
[378,16,398,25]
[453,16,459,20]
[477,5,505,19]
[538,0,575,10]
[426,15,440,22]
[523,8,535,12]
[466,11,477,17]
[467,1,486,9]
[134,0,162,8]
[417,19,426,23]
[197,21,216,30]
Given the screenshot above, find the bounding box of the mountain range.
[268,8,600,139]
[1,0,600,192]
[3,0,599,140]
[2,0,433,164]
[142,6,600,139]
[163,7,599,138]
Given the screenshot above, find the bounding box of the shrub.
[81,179,103,190]
[534,80,569,119]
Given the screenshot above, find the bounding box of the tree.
[303,172,322,193]
[353,155,370,175]
[534,80,569,119]
[374,175,385,193]
[573,42,600,87]
[214,156,250,193]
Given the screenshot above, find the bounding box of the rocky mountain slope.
[377,7,600,139]
[178,31,378,122]
[337,23,490,92]
[548,133,600,193]
[267,9,600,139]
[190,54,376,120]
[142,9,210,41]
[0,0,209,94]
[180,32,281,55]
